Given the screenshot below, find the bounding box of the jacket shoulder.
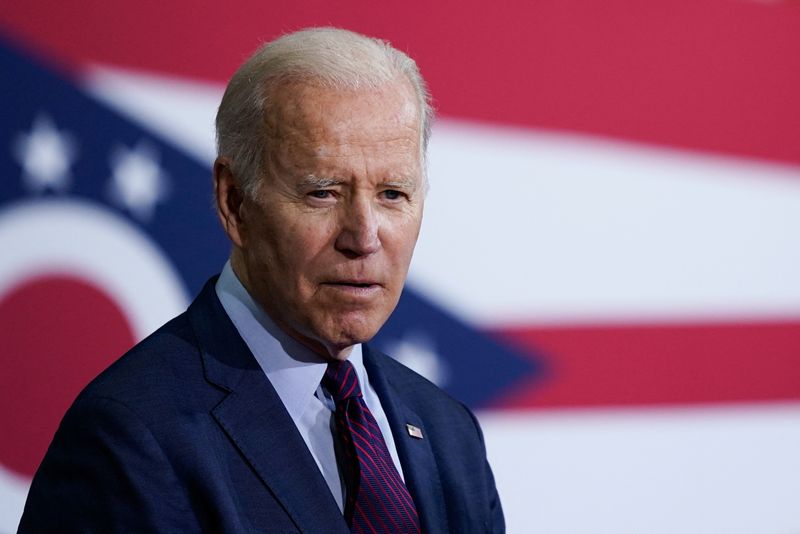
[77,311,204,407]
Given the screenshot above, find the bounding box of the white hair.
[215,27,434,198]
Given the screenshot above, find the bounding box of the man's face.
[231,80,424,359]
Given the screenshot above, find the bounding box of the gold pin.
[406,424,423,439]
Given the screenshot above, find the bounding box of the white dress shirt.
[214,262,404,512]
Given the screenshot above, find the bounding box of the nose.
[334,195,381,257]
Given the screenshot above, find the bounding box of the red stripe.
[492,319,800,409]
[357,481,398,534]
[335,395,418,529]
[349,441,402,530]
[329,370,418,532]
[346,422,389,474]
[348,407,383,443]
[349,435,409,510]
[348,419,379,456]
[349,421,386,466]
[369,449,416,517]
[340,366,357,399]
[2,1,799,165]
[353,501,379,534]
[372,450,417,516]
[351,450,417,529]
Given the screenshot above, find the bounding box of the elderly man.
[20,28,504,533]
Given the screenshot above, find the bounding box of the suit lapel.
[188,280,348,534]
[211,371,347,533]
[363,346,448,534]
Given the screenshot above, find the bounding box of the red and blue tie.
[323,360,420,533]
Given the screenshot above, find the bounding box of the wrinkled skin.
[215,79,425,360]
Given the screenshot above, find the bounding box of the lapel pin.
[406,424,423,439]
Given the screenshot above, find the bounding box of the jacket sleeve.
[466,406,506,534]
[18,395,195,533]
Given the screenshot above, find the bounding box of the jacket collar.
[187,278,348,533]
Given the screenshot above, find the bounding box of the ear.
[213,156,247,248]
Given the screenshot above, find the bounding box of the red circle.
[0,275,136,478]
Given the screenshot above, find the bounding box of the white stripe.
[0,465,29,533]
[417,120,800,326]
[479,402,800,534]
[82,67,800,326]
[83,65,220,165]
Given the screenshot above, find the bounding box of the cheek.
[272,218,336,277]
[385,213,422,260]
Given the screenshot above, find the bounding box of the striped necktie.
[323,360,420,533]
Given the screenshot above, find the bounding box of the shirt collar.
[214,261,367,420]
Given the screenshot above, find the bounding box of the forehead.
[265,80,422,162]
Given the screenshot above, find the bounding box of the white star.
[385,332,450,387]
[13,113,78,193]
[108,141,169,221]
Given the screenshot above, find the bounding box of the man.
[19,28,504,533]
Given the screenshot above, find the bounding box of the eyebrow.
[382,178,418,191]
[298,175,343,189]
[298,175,419,191]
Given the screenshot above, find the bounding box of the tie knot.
[322,360,363,403]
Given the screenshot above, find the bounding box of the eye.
[382,189,405,201]
[309,190,332,199]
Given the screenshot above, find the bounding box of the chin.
[327,328,374,350]
[322,316,384,350]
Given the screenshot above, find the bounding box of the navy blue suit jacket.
[19,279,504,533]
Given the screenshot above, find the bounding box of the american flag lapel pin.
[406,424,423,439]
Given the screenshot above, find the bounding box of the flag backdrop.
[1,2,799,532]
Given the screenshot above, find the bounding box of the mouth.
[324,280,379,288]
[321,280,382,294]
